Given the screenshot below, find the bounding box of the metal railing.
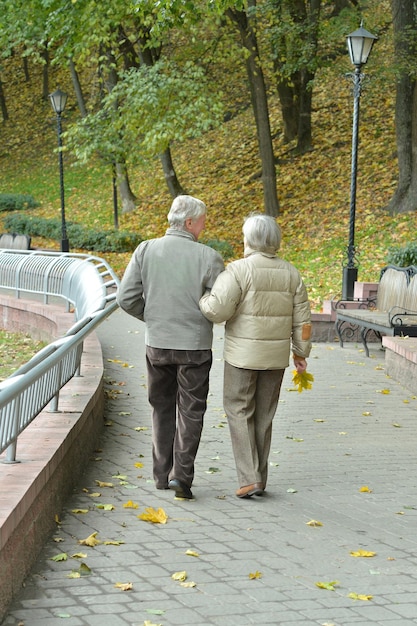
[0,250,120,462]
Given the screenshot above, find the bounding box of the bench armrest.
[389,306,417,327]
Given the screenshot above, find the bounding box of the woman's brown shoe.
[236,483,264,498]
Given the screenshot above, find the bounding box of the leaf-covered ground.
[1,46,416,312]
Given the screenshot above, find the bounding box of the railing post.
[2,397,21,463]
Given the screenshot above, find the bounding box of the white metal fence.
[0,250,120,462]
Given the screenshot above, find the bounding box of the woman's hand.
[293,356,307,373]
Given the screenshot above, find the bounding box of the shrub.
[3,214,142,253]
[201,238,235,260]
[386,242,417,268]
[0,193,39,212]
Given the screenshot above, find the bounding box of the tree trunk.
[227,3,280,217]
[41,44,49,101]
[69,59,87,118]
[386,0,417,214]
[116,162,137,213]
[102,48,137,213]
[0,76,8,121]
[271,0,320,153]
[295,0,320,153]
[276,76,299,143]
[159,148,186,197]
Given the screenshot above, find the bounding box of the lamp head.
[49,88,68,115]
[346,24,378,67]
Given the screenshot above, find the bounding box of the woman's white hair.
[167,195,206,230]
[243,213,281,253]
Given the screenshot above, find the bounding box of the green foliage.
[66,59,224,166]
[3,214,142,252]
[201,238,235,260]
[387,242,417,267]
[0,193,39,212]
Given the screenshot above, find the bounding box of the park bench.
[335,265,417,357]
[0,233,31,250]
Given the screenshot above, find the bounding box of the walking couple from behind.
[117,195,311,501]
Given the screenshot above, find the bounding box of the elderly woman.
[200,213,311,498]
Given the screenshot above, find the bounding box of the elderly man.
[117,195,224,500]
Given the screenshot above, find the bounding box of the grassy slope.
[1,29,416,312]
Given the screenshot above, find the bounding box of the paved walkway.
[2,308,417,626]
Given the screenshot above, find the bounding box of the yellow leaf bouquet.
[292,370,314,393]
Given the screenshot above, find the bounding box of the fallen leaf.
[123,500,139,509]
[104,540,125,545]
[348,592,373,601]
[71,508,89,514]
[95,504,115,511]
[95,480,113,488]
[145,609,165,615]
[50,553,68,562]
[138,507,168,524]
[306,520,323,527]
[360,485,372,492]
[180,581,196,587]
[316,580,339,590]
[185,549,200,557]
[172,571,187,582]
[249,571,262,579]
[78,532,101,547]
[71,552,87,559]
[114,582,133,591]
[68,562,91,578]
[350,550,376,557]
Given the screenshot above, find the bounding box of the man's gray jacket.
[116,228,225,350]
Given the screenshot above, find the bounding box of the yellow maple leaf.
[123,500,139,509]
[249,571,262,579]
[138,507,168,524]
[72,508,89,514]
[172,570,187,581]
[350,549,376,557]
[134,462,144,468]
[180,581,196,588]
[359,485,372,492]
[292,370,314,393]
[78,532,101,547]
[95,480,114,488]
[306,519,323,527]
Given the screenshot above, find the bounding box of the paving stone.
[3,310,417,625]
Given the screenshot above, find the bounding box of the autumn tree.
[386,0,417,214]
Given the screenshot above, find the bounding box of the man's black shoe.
[168,478,194,500]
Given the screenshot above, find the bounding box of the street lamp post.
[342,24,378,300]
[49,88,69,253]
